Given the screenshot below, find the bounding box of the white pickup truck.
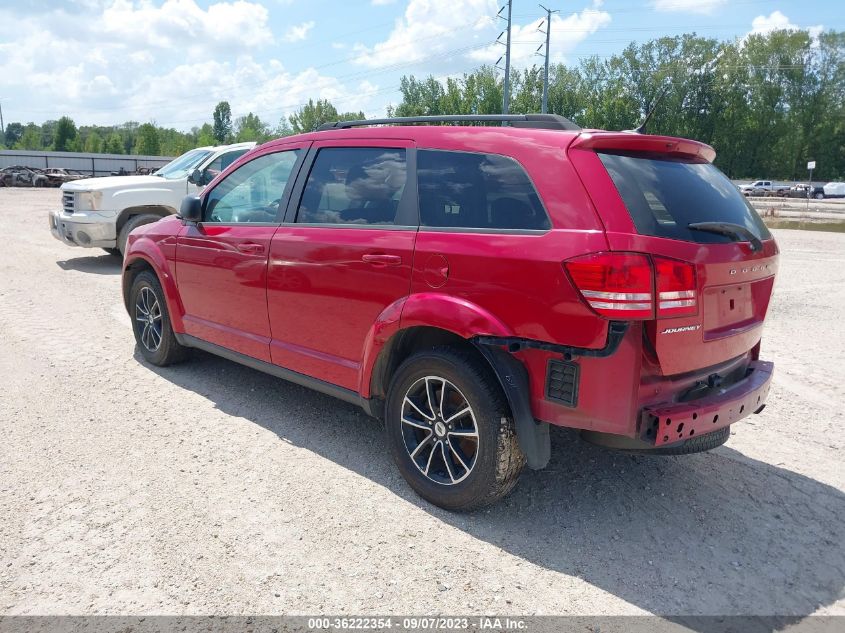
[49,142,255,255]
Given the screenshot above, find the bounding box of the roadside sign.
[807,160,816,170]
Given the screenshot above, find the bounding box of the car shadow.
[138,348,844,624]
[56,254,121,275]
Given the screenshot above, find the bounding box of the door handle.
[237,242,265,254]
[362,253,402,267]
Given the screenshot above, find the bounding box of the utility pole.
[494,2,513,115]
[537,5,559,114]
[0,99,5,138]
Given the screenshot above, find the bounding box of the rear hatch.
[568,133,778,376]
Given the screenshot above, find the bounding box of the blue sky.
[0,0,842,131]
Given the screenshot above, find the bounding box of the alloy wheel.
[135,286,163,352]
[400,376,479,485]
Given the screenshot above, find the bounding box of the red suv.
[122,114,777,511]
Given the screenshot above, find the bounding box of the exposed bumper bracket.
[474,321,629,360]
[644,360,774,446]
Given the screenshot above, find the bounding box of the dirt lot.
[0,189,843,620]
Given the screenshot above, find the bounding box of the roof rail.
[316,114,580,132]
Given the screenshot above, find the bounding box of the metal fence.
[0,150,173,178]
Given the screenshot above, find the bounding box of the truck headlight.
[76,191,103,211]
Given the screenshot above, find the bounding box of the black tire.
[118,214,162,255]
[646,425,730,455]
[385,346,525,511]
[103,248,122,257]
[129,270,188,366]
[814,192,824,200]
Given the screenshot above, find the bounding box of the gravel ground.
[0,189,843,620]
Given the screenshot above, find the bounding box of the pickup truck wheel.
[118,214,162,255]
[385,347,525,511]
[129,270,188,366]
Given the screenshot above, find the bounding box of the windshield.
[598,151,771,244]
[155,149,213,180]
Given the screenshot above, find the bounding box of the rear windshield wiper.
[688,222,763,252]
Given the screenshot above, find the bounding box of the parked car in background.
[738,180,789,196]
[122,114,778,511]
[43,168,88,187]
[823,182,845,198]
[786,184,825,199]
[0,165,49,188]
[49,142,255,255]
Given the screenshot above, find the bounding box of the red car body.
[123,123,777,463]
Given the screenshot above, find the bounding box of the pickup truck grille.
[62,192,75,214]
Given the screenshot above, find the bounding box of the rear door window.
[418,150,550,231]
[598,152,771,244]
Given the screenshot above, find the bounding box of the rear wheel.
[118,214,162,255]
[651,425,730,455]
[385,347,524,511]
[129,270,188,366]
[814,192,824,200]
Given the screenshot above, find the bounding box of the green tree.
[104,132,124,154]
[52,116,77,151]
[212,101,232,143]
[196,123,216,147]
[133,123,160,155]
[288,99,364,134]
[16,124,42,150]
[234,112,270,142]
[4,122,24,148]
[84,131,104,153]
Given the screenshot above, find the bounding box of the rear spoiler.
[570,132,716,163]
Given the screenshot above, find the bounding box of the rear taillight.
[654,256,697,317]
[564,252,697,320]
[564,253,654,319]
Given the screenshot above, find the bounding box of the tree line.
[388,29,844,180]
[1,29,842,180]
[0,99,363,158]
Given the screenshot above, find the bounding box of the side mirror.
[188,168,205,185]
[179,195,202,222]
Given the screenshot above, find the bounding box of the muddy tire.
[385,346,525,511]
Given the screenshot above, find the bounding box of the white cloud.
[101,0,274,50]
[747,11,823,40]
[652,0,727,14]
[354,0,498,69]
[749,10,796,34]
[354,0,610,72]
[0,2,380,129]
[470,2,611,66]
[282,20,315,43]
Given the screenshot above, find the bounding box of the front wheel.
[129,270,188,366]
[814,192,824,200]
[385,347,525,511]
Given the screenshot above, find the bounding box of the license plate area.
[702,282,757,340]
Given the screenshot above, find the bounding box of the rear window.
[598,152,771,244]
[418,150,550,231]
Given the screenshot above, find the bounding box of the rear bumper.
[642,360,773,446]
